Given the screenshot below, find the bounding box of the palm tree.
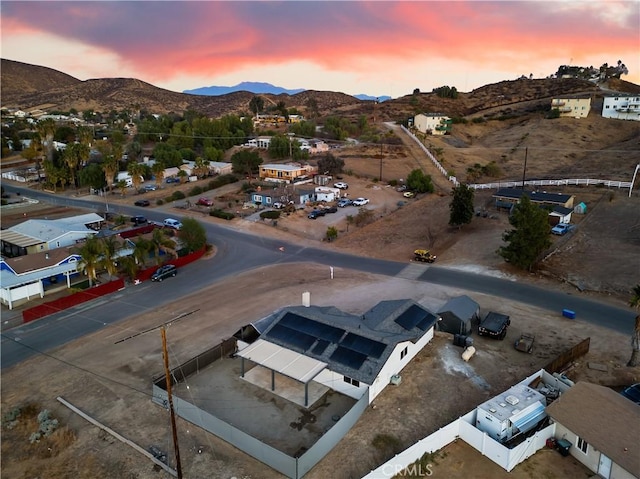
[151,161,165,189]
[76,235,103,287]
[132,236,152,266]
[128,162,145,192]
[150,229,177,265]
[36,118,56,163]
[100,236,121,280]
[628,284,640,367]
[101,154,119,192]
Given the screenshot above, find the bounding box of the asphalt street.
[1,185,636,369]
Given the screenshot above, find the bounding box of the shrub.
[260,210,281,220]
[156,199,164,206]
[471,117,485,124]
[171,191,186,201]
[210,209,235,220]
[189,186,203,196]
[388,179,398,187]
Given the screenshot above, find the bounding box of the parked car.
[478,312,510,339]
[551,223,574,235]
[403,191,416,198]
[143,184,158,192]
[352,197,370,206]
[621,383,640,404]
[337,198,352,208]
[165,177,180,183]
[308,209,326,219]
[163,218,182,229]
[151,264,177,282]
[396,184,408,192]
[324,206,338,214]
[333,182,349,190]
[131,215,148,226]
[134,199,150,207]
[197,197,213,207]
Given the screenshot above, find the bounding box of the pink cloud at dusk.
[1,1,638,96]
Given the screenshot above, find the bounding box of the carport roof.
[238,338,327,383]
[0,229,43,248]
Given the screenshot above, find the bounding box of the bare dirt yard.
[2,133,639,478]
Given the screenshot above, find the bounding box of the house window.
[400,346,408,359]
[576,436,588,454]
[343,376,360,387]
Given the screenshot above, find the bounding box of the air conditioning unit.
[390,374,402,386]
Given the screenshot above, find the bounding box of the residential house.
[546,382,639,479]
[1,213,104,257]
[207,161,233,175]
[602,94,640,121]
[412,113,452,135]
[244,136,272,149]
[249,186,313,207]
[550,95,592,118]
[0,247,82,309]
[493,188,575,211]
[259,163,314,183]
[240,299,439,405]
[436,295,480,335]
[548,206,573,226]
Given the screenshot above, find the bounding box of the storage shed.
[436,295,480,335]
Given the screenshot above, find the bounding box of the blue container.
[562,309,576,319]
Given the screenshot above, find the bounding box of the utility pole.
[521,147,528,189]
[161,326,182,479]
[115,310,199,479]
[379,143,383,182]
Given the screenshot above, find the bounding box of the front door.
[598,453,612,478]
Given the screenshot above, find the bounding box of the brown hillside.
[1,58,81,98]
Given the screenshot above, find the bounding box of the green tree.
[325,226,338,242]
[628,285,640,367]
[268,134,292,159]
[407,169,434,194]
[151,161,165,188]
[305,97,319,119]
[317,153,345,176]
[150,229,177,265]
[249,96,264,117]
[100,236,121,280]
[78,163,107,190]
[194,156,210,178]
[178,218,207,253]
[449,184,475,227]
[63,142,89,189]
[116,179,127,196]
[127,162,145,192]
[76,235,103,287]
[498,195,551,271]
[36,118,57,163]
[230,149,262,179]
[132,237,152,266]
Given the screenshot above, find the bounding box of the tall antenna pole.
[161,326,182,479]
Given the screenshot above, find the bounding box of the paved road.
[1,185,636,369]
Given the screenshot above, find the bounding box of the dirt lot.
[2,135,639,478]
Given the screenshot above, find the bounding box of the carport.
[238,339,328,407]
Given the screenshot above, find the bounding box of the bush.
[260,210,281,220]
[210,209,235,220]
[388,179,398,187]
[189,186,203,196]
[156,199,164,206]
[171,191,186,201]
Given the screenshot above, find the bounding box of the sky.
[1,1,638,98]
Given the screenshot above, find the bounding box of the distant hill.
[354,94,392,102]
[183,81,305,96]
[2,59,639,123]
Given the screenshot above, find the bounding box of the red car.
[197,197,213,207]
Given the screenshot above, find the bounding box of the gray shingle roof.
[494,188,573,204]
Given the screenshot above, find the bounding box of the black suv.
[131,215,148,226]
[151,264,177,282]
[478,312,510,339]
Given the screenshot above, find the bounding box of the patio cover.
[238,338,327,383]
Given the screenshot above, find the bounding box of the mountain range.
[2,58,639,122]
[183,81,392,102]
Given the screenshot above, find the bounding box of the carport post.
[240,358,245,377]
[305,384,309,407]
[271,370,275,391]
